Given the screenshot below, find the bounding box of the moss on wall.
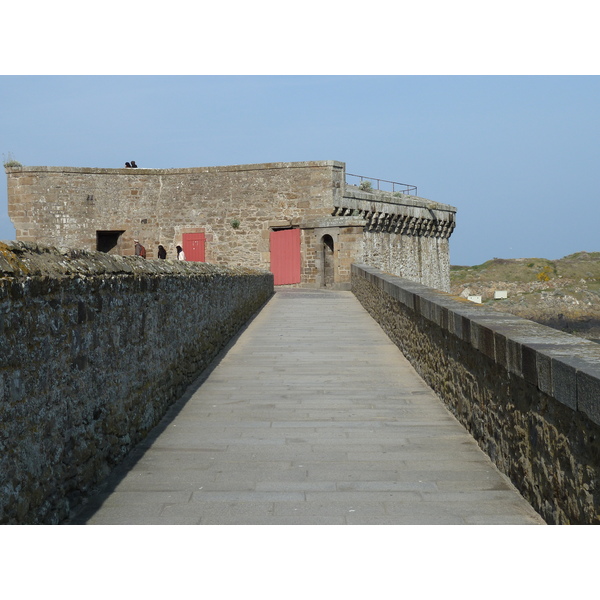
[0,242,273,524]
[352,263,600,524]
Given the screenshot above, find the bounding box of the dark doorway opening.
[322,234,334,288]
[96,230,125,254]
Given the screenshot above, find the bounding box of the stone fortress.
[1,159,460,524]
[4,160,600,525]
[5,160,456,292]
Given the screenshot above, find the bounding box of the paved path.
[70,289,544,525]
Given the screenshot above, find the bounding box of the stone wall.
[362,231,450,291]
[338,188,456,292]
[0,241,273,524]
[352,263,600,524]
[5,161,457,291]
[299,216,366,288]
[6,161,343,268]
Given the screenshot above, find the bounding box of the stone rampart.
[5,161,343,267]
[0,242,273,524]
[352,263,600,524]
[338,188,456,292]
[5,162,456,291]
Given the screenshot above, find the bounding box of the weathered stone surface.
[352,263,600,524]
[342,188,455,292]
[0,242,273,524]
[6,162,457,291]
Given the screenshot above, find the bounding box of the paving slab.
[68,289,545,525]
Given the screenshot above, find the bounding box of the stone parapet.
[337,188,456,238]
[5,160,455,292]
[5,161,343,275]
[352,263,600,524]
[335,188,456,292]
[342,185,457,212]
[4,160,345,176]
[0,242,273,524]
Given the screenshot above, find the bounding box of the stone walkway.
[69,289,545,525]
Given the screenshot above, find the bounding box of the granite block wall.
[340,188,456,292]
[5,162,343,268]
[352,263,600,524]
[6,162,457,291]
[0,241,273,524]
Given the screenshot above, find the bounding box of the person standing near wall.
[158,245,167,259]
[134,239,146,258]
[176,245,186,261]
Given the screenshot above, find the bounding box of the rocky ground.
[450,251,600,342]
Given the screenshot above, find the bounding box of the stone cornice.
[335,190,456,239]
[4,160,345,176]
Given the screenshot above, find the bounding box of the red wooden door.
[182,232,205,262]
[270,228,301,285]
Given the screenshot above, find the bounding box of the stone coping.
[342,187,457,216]
[4,160,345,176]
[352,263,600,425]
[0,241,271,280]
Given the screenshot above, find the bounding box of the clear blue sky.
[1,75,599,266]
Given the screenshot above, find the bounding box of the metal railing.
[346,173,417,196]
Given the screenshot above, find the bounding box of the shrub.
[3,152,22,168]
[537,266,553,282]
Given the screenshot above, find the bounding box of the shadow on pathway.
[68,289,545,525]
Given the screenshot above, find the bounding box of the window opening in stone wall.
[322,234,334,288]
[96,230,125,254]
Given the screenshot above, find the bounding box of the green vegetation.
[450,256,583,285]
[537,266,553,282]
[230,218,240,229]
[3,152,22,168]
[555,252,600,279]
[358,180,373,191]
[450,252,600,342]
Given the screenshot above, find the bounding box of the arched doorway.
[322,234,334,288]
